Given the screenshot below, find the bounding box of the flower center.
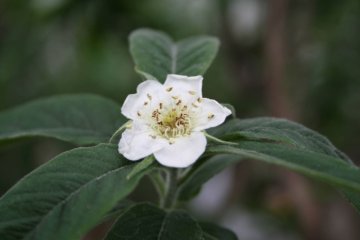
[151,102,192,140]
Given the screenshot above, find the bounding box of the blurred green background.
[1,0,360,239]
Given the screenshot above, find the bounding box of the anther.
[197,97,202,103]
[137,111,141,117]
[208,113,215,119]
[166,87,173,92]
[147,94,152,100]
[176,100,182,106]
[144,101,148,106]
[159,103,163,109]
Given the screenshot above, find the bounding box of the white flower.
[118,74,231,168]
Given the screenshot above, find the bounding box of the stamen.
[137,111,141,117]
[147,94,152,100]
[166,87,173,92]
[188,90,196,95]
[192,103,199,108]
[159,103,163,109]
[208,113,215,119]
[197,97,202,103]
[176,100,182,106]
[144,101,148,106]
[172,96,178,100]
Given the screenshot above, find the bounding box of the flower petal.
[154,132,206,168]
[121,80,164,120]
[164,74,203,99]
[193,98,232,131]
[118,121,167,160]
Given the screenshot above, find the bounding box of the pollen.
[151,103,192,140]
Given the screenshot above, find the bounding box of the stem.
[149,171,166,205]
[162,168,178,209]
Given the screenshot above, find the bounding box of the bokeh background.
[1,0,360,239]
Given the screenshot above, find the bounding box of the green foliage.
[206,117,360,210]
[0,28,359,239]
[178,154,241,201]
[129,29,219,81]
[105,203,236,240]
[0,94,124,146]
[0,144,153,240]
[199,222,237,240]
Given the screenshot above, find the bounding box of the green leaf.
[205,117,360,212]
[209,117,351,162]
[129,28,220,81]
[105,203,205,240]
[0,144,152,240]
[208,143,360,192]
[0,94,124,146]
[200,222,237,240]
[178,154,242,201]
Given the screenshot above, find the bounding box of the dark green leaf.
[105,203,205,240]
[129,29,220,81]
[178,154,242,201]
[200,222,238,240]
[205,117,360,212]
[209,117,351,163]
[0,144,152,240]
[0,94,124,146]
[208,143,360,194]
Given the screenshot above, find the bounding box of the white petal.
[154,132,206,168]
[164,74,203,99]
[118,122,167,160]
[193,98,232,131]
[121,80,164,120]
